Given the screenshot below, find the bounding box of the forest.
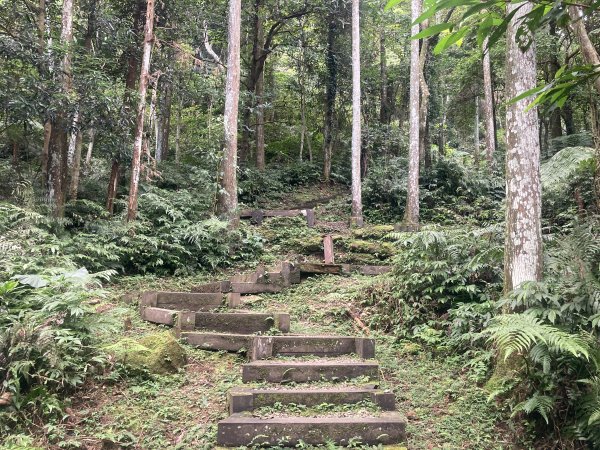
[0,0,599,448]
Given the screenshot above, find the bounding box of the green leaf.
[13,274,48,288]
[412,23,453,39]
[385,0,403,11]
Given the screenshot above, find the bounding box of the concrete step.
[217,411,406,447]
[192,311,289,334]
[242,360,380,383]
[227,386,395,414]
[179,332,252,352]
[140,291,240,312]
[249,335,375,360]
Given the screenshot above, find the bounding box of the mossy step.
[228,386,395,414]
[249,335,374,360]
[242,360,380,384]
[179,331,252,352]
[140,291,240,313]
[217,411,406,447]
[194,311,290,334]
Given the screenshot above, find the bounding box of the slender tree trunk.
[379,28,389,124]
[106,160,119,214]
[418,27,430,169]
[307,130,313,162]
[37,0,52,182]
[156,78,172,162]
[438,94,447,156]
[85,129,95,166]
[47,0,74,217]
[255,68,266,170]
[562,104,576,135]
[175,98,182,163]
[474,96,480,167]
[323,11,337,182]
[504,1,543,292]
[127,0,155,222]
[403,0,421,229]
[482,37,496,168]
[567,5,600,206]
[217,0,242,221]
[351,0,363,226]
[69,130,83,200]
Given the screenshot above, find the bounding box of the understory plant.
[0,268,114,435]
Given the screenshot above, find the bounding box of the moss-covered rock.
[104,331,186,374]
[341,239,395,259]
[350,225,395,240]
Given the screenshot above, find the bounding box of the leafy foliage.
[0,269,114,434]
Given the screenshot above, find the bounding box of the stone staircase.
[138,261,407,447]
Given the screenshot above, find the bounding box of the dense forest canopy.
[0,0,599,448]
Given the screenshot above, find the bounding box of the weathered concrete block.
[394,222,420,232]
[227,387,396,413]
[251,210,264,225]
[355,337,376,359]
[299,263,344,275]
[281,261,301,285]
[176,311,196,332]
[249,336,274,361]
[155,292,223,311]
[192,280,231,293]
[141,307,176,326]
[181,332,251,352]
[226,292,241,308]
[271,336,357,357]
[194,312,278,334]
[305,208,316,227]
[242,360,380,383]
[324,235,335,264]
[275,313,290,333]
[228,390,254,415]
[359,265,393,276]
[230,282,283,294]
[217,412,407,447]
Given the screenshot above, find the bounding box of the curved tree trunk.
[351,0,363,227]
[217,0,242,222]
[504,1,542,292]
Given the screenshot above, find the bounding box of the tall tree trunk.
[474,96,480,167]
[323,10,337,182]
[438,94,447,156]
[418,27,431,169]
[547,21,563,140]
[85,129,95,167]
[351,0,363,227]
[47,0,74,217]
[482,37,496,168]
[379,28,389,124]
[69,130,83,200]
[108,0,144,214]
[217,0,242,221]
[567,5,600,206]
[403,0,421,229]
[127,0,155,222]
[38,0,52,183]
[156,78,172,162]
[562,104,575,135]
[106,160,119,214]
[504,1,543,292]
[175,98,182,163]
[255,68,266,170]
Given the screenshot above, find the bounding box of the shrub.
[0,268,114,434]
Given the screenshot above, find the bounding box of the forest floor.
[19,186,529,450]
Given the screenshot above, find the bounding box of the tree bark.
[156,77,172,162]
[567,5,600,206]
[217,0,242,221]
[69,130,83,200]
[404,0,421,229]
[127,0,155,222]
[323,10,337,183]
[418,25,431,170]
[106,160,119,214]
[47,0,74,217]
[255,67,266,170]
[85,129,95,167]
[351,0,363,226]
[175,98,182,163]
[482,36,496,168]
[504,1,543,292]
[474,96,480,167]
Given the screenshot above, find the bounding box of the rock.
[104,331,186,375]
